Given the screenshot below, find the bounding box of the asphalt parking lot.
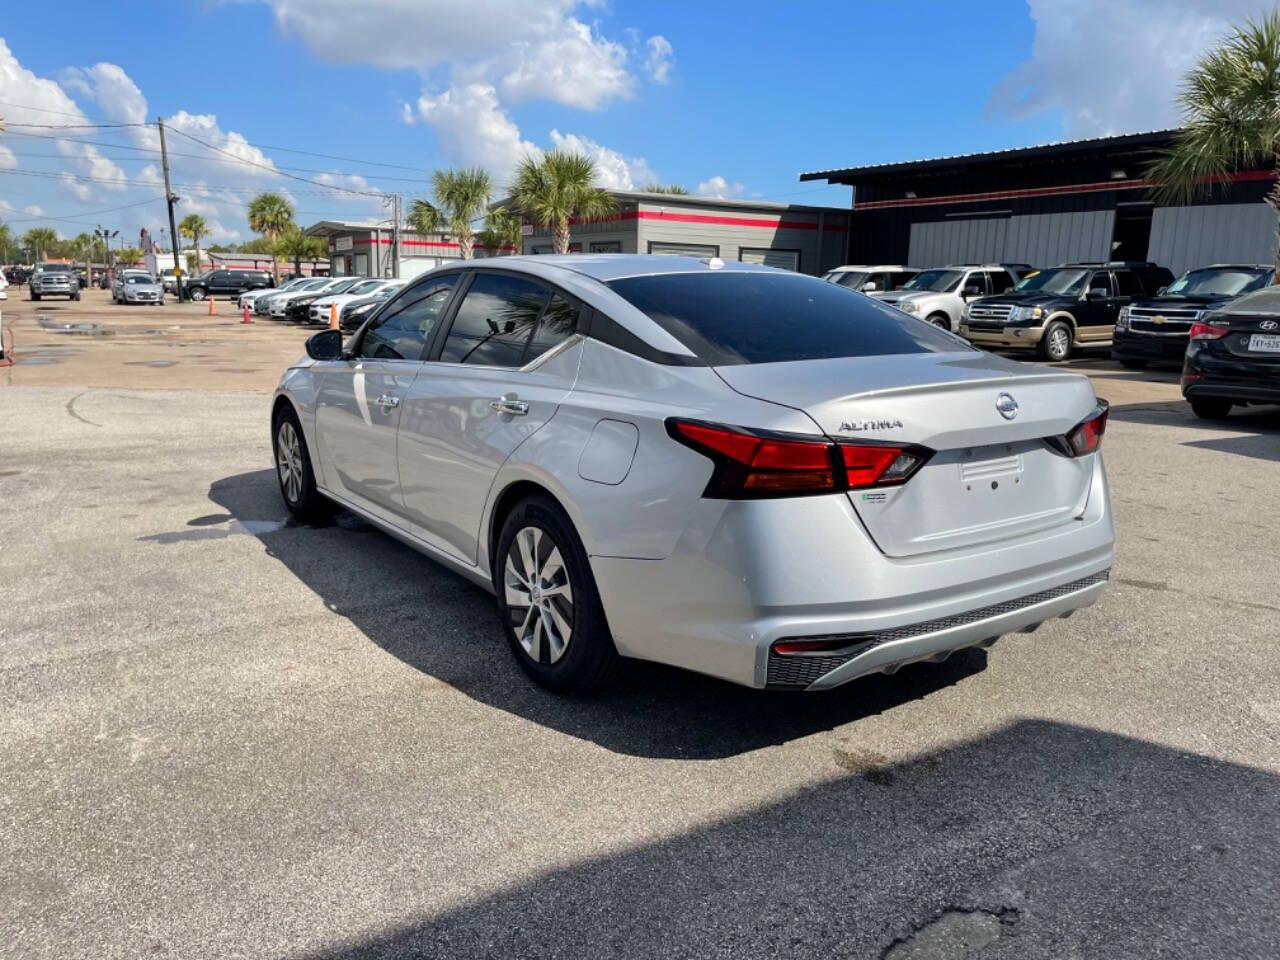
[2,291,1278,958]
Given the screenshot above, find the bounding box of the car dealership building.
[801,130,1278,275]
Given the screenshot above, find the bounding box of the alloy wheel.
[1047,325,1070,360]
[276,420,304,504]
[504,525,574,665]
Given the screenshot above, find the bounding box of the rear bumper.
[591,456,1114,690]
[961,325,1043,350]
[1183,347,1280,404]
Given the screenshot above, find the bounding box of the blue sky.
[0,0,1269,249]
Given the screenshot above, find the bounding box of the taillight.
[1189,320,1230,340]
[1049,400,1109,457]
[667,419,932,499]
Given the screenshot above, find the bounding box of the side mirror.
[305,328,343,361]
[963,284,983,298]
[860,281,878,292]
[1156,285,1168,295]
[1087,287,1109,300]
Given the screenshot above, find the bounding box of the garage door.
[909,211,1115,268]
[1148,204,1277,276]
[648,241,718,257]
[909,218,1008,266]
[739,248,800,271]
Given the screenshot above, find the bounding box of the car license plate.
[1248,333,1280,353]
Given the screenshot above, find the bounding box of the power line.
[0,197,164,227]
[0,98,100,119]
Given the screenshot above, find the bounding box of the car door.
[396,271,584,564]
[1080,270,1117,341]
[312,275,459,517]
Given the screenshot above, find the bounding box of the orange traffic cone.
[207,296,217,316]
[242,305,252,324]
[329,303,339,330]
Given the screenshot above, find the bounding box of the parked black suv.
[1182,284,1280,419]
[961,261,1175,361]
[185,269,273,301]
[1112,264,1273,369]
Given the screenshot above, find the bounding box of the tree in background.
[179,214,208,277]
[1147,12,1280,279]
[185,253,199,274]
[408,168,493,259]
[116,246,142,268]
[22,227,58,262]
[275,227,327,277]
[0,222,13,263]
[477,207,522,256]
[246,192,295,284]
[640,182,689,194]
[70,233,93,285]
[509,152,617,255]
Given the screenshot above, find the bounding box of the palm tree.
[509,151,618,255]
[70,232,93,287]
[246,192,295,284]
[275,227,327,278]
[179,214,208,278]
[640,182,689,194]
[477,206,522,256]
[0,222,13,263]
[431,167,493,259]
[23,227,58,262]
[1147,12,1280,279]
[406,198,443,236]
[116,246,142,268]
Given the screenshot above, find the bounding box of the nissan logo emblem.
[996,392,1018,420]
[1261,320,1279,331]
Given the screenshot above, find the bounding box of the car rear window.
[605,271,970,365]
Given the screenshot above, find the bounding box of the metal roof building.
[801,130,1278,275]
[519,190,850,276]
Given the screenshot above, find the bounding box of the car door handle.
[375,394,400,410]
[490,396,530,416]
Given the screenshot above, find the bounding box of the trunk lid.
[714,353,1099,557]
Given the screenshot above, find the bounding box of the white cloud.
[491,18,631,109]
[987,0,1264,136]
[59,173,93,201]
[696,175,745,199]
[0,38,127,197]
[412,83,541,183]
[0,144,16,170]
[643,35,674,84]
[24,205,44,217]
[549,130,656,190]
[62,62,149,126]
[0,200,14,213]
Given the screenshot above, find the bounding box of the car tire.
[72,292,81,302]
[31,292,40,302]
[1118,358,1148,370]
[188,287,206,301]
[1190,398,1233,420]
[495,493,623,694]
[1038,320,1073,361]
[272,405,330,522]
[926,313,951,330]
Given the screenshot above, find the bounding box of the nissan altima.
[271,256,1114,693]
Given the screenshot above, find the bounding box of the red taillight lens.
[1189,320,1230,340]
[668,419,933,499]
[1064,401,1109,456]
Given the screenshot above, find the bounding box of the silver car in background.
[272,256,1114,694]
[112,270,165,306]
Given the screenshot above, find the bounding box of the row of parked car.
[238,275,407,330]
[823,260,1278,418]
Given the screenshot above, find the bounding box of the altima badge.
[840,418,904,432]
[996,392,1018,420]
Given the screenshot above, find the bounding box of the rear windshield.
[606,271,970,366]
[1165,268,1270,297]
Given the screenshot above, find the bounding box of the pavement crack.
[65,390,102,427]
[880,905,1020,959]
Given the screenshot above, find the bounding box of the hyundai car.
[272,256,1114,694]
[1182,284,1280,419]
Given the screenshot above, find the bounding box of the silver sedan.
[271,256,1114,693]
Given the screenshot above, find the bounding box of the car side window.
[986,270,1015,294]
[358,277,457,361]
[526,295,581,361]
[892,271,916,290]
[964,272,987,295]
[1089,271,1114,296]
[440,273,550,367]
[1113,270,1137,296]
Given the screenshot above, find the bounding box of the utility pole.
[391,193,401,279]
[156,117,184,300]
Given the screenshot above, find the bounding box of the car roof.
[827,264,916,272]
[492,253,778,284]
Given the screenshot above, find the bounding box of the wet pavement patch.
[0,470,21,478]
[188,513,235,526]
[36,319,116,336]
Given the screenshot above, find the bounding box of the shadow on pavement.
[206,469,988,761]
[293,720,1280,959]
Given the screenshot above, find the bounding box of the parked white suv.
[875,264,1029,331]
[822,265,919,294]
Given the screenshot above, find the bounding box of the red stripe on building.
[561,209,849,231]
[363,237,517,251]
[853,169,1275,211]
